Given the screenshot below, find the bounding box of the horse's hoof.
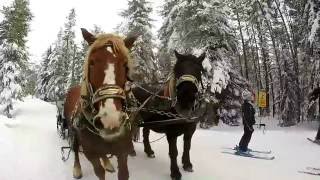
[183,166,194,172]
[171,177,181,180]
[105,164,116,173]
[73,174,82,179]
[147,153,155,158]
[73,171,82,179]
[100,158,116,173]
[73,166,83,179]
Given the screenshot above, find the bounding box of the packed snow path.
[0,97,319,180]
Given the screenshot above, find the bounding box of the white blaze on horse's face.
[97,47,121,130]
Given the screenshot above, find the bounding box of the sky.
[1,0,164,64]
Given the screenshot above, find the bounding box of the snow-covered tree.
[37,9,77,101]
[22,62,38,96]
[45,29,65,100]
[157,0,179,77]
[0,0,32,118]
[35,46,54,100]
[62,8,77,88]
[118,0,158,83]
[0,0,33,47]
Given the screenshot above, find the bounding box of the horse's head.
[173,50,205,117]
[81,28,137,140]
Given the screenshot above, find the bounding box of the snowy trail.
[0,97,319,180]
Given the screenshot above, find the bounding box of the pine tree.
[62,8,76,88]
[22,62,38,96]
[41,9,77,100]
[35,46,54,101]
[0,0,32,118]
[118,0,158,83]
[45,29,64,100]
[158,0,180,77]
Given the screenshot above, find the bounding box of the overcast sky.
[1,0,164,64]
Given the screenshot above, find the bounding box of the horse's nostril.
[93,118,104,130]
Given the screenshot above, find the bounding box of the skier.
[309,87,320,142]
[238,90,256,153]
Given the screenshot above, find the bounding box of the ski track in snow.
[0,97,319,180]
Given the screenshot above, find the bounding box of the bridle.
[92,85,126,109]
[78,43,131,138]
[175,74,203,112]
[176,74,200,91]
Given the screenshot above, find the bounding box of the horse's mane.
[81,34,134,97]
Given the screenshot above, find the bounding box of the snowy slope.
[0,97,319,180]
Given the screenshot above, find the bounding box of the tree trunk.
[236,11,249,79]
[246,25,259,91]
[269,71,276,117]
[251,25,263,90]
[256,21,270,114]
[273,0,301,122]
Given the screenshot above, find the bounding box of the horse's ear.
[81,28,96,45]
[124,34,138,50]
[198,52,206,62]
[174,50,183,60]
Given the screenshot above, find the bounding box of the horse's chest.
[78,129,129,155]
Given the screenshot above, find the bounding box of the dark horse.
[131,51,205,180]
[64,28,137,180]
[309,87,320,140]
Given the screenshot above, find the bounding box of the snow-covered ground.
[0,97,319,180]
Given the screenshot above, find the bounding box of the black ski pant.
[316,123,320,140]
[239,125,254,151]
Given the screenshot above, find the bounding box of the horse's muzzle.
[175,104,193,117]
[97,113,131,142]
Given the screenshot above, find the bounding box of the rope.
[132,82,172,101]
[134,134,167,144]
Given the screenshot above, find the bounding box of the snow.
[308,13,319,44]
[0,97,320,180]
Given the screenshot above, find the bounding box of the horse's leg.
[182,128,196,172]
[128,140,136,157]
[167,134,181,180]
[73,134,82,179]
[117,154,129,180]
[100,156,115,173]
[143,127,155,158]
[85,155,105,180]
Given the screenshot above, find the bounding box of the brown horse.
[64,28,137,180]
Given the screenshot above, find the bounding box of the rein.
[77,70,205,133]
[127,74,205,127]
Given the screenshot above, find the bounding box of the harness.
[73,42,133,140]
[74,64,204,138]
[176,75,199,91]
[127,74,205,127]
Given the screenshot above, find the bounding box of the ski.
[307,138,320,145]
[306,167,320,171]
[298,167,320,176]
[222,146,272,154]
[298,171,320,176]
[221,151,275,160]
